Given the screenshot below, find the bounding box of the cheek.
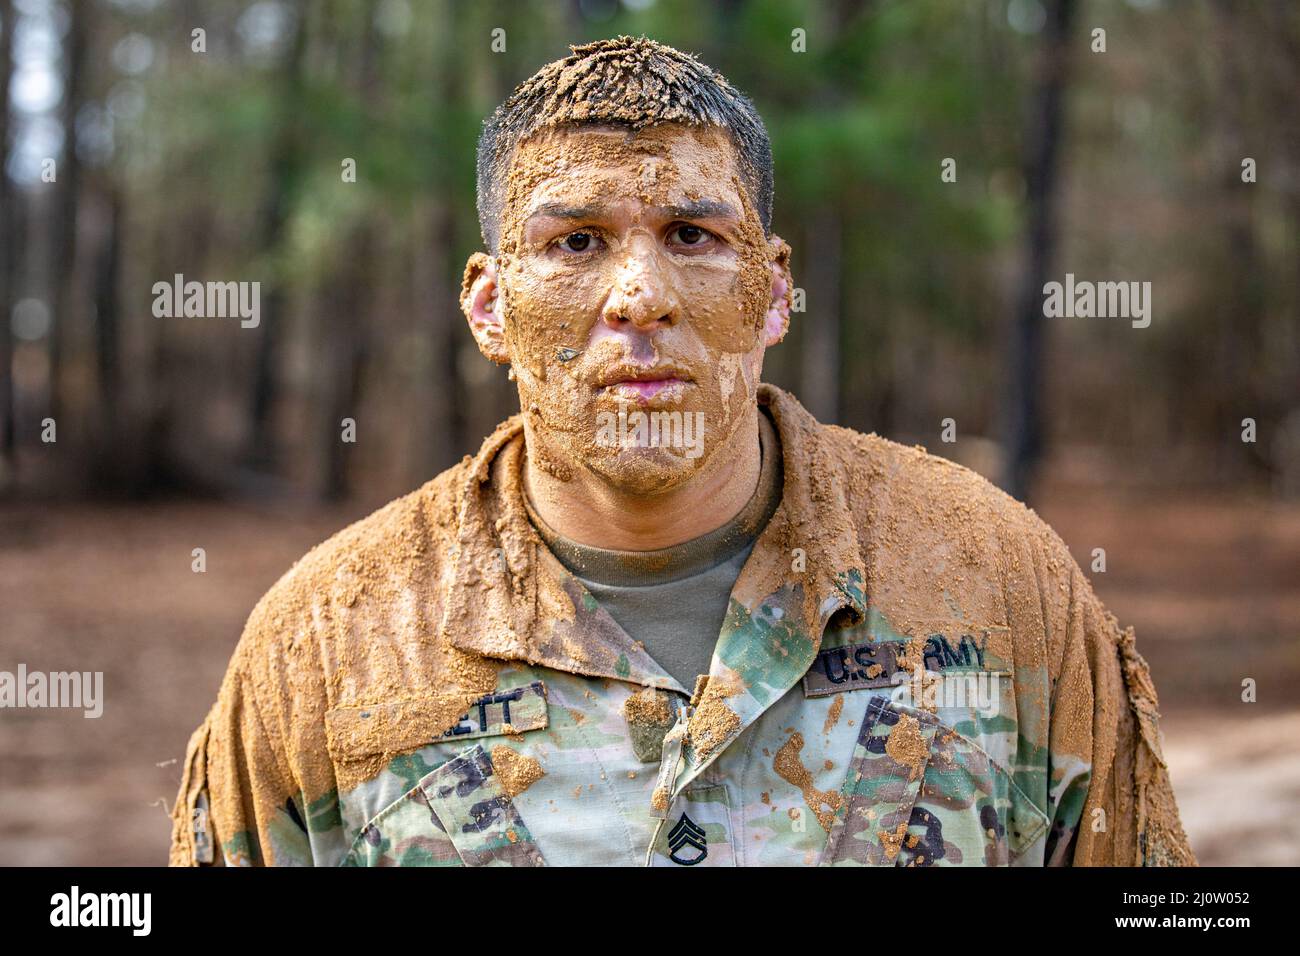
[676,254,768,355]
[500,256,609,377]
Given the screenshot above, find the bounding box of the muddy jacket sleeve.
[1041,549,1195,867]
[168,660,314,866]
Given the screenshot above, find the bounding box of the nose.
[601,235,679,331]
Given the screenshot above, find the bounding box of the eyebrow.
[525,203,602,223]
[524,199,739,224]
[663,199,738,220]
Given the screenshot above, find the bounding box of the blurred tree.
[0,0,1292,504]
[49,0,86,426]
[1003,0,1075,502]
[0,0,15,486]
[318,0,379,501]
[247,0,308,472]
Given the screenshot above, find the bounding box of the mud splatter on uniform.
[169,385,1194,867]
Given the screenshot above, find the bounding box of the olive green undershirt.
[525,410,783,691]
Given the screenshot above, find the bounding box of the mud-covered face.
[464,124,790,494]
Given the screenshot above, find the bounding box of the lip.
[604,377,684,401]
[595,364,693,403]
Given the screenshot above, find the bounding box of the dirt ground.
[1,481,1296,866]
[1037,483,1300,866]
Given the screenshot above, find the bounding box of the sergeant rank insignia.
[667,812,708,866]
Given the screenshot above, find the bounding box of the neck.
[524,405,762,551]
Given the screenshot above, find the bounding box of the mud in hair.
[475,35,774,253]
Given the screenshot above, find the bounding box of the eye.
[668,224,712,248]
[558,231,599,253]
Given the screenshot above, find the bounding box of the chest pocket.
[328,690,549,867]
[341,743,545,867]
[819,696,1047,867]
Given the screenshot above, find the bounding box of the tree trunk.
[319,0,381,500]
[411,199,464,484]
[48,0,86,427]
[246,0,307,470]
[800,205,843,424]
[90,183,123,487]
[409,0,465,485]
[1001,0,1076,503]
[0,0,17,486]
[320,234,373,501]
[1211,0,1269,479]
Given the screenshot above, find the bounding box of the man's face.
[463,123,790,494]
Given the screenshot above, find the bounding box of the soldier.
[170,36,1194,867]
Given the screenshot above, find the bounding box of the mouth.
[595,365,692,403]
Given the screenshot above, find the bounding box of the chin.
[583,444,706,496]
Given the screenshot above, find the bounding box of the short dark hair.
[475,36,774,253]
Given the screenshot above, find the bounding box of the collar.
[439,385,869,779]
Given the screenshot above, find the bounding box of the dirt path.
[1162,709,1300,866]
[1038,484,1300,716]
[0,501,362,865]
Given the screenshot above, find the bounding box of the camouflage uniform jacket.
[169,385,1194,867]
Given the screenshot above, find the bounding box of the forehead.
[505,123,748,215]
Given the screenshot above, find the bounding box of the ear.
[460,252,509,365]
[764,235,793,347]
